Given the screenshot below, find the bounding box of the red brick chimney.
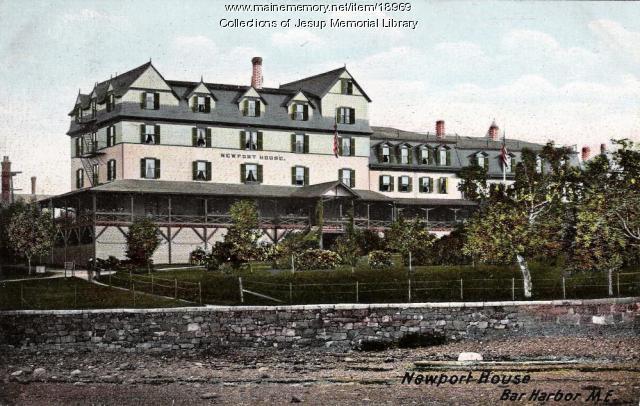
[487,120,499,141]
[581,146,591,161]
[435,120,445,139]
[600,143,607,155]
[1,156,10,204]
[251,57,263,89]
[31,176,36,196]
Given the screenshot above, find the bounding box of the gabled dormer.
[125,62,180,109]
[376,141,393,163]
[236,87,266,117]
[471,151,489,170]
[434,144,452,166]
[105,82,116,112]
[417,144,434,165]
[396,142,413,164]
[186,78,216,113]
[283,90,315,121]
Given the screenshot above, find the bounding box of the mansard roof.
[280,67,372,102]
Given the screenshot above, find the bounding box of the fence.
[1,271,639,310]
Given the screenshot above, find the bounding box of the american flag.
[333,121,339,158]
[499,130,508,166]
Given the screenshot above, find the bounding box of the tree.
[458,163,488,202]
[125,218,160,269]
[6,203,55,274]
[385,217,435,266]
[218,200,261,268]
[462,143,573,297]
[607,139,640,246]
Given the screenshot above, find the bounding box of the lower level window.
[107,160,116,181]
[295,166,305,186]
[380,175,392,192]
[76,169,84,189]
[141,158,160,179]
[245,164,258,183]
[196,161,206,180]
[340,169,354,188]
[438,177,448,194]
[399,176,411,192]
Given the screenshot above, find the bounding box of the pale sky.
[1,0,639,194]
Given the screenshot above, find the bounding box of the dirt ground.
[1,336,639,405]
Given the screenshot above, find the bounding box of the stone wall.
[0,298,638,352]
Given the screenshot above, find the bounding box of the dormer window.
[419,147,430,165]
[474,152,489,170]
[193,96,211,113]
[340,79,354,95]
[75,106,83,123]
[106,94,115,112]
[399,146,411,164]
[381,145,390,163]
[91,99,96,118]
[336,107,355,124]
[242,99,261,117]
[437,147,451,166]
[292,103,309,121]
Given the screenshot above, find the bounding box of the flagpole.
[502,129,507,184]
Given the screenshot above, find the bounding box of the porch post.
[130,195,134,222]
[49,198,54,264]
[203,198,208,251]
[92,193,97,263]
[366,203,370,228]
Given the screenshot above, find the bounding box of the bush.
[368,250,393,270]
[271,231,319,268]
[125,218,160,266]
[189,247,207,265]
[95,256,121,271]
[356,229,385,254]
[296,249,341,270]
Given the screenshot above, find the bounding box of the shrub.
[368,250,393,270]
[356,229,385,254]
[125,218,160,267]
[296,249,341,270]
[95,256,121,271]
[189,247,207,265]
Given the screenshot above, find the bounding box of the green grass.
[0,265,55,281]
[0,278,185,310]
[98,263,640,306]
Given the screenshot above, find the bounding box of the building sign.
[220,153,285,161]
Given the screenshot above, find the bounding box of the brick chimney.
[435,120,445,139]
[581,146,591,161]
[1,156,10,204]
[251,57,263,89]
[31,176,36,196]
[600,143,607,155]
[487,120,499,141]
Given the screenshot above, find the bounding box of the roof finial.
[200,75,204,83]
[149,57,152,64]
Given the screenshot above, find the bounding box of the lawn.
[98,263,640,306]
[0,277,185,310]
[0,265,55,281]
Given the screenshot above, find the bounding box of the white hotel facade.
[47,57,558,265]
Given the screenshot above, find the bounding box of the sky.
[0,0,639,194]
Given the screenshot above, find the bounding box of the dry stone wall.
[0,298,637,352]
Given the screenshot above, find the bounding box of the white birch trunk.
[27,257,31,275]
[516,254,532,298]
[608,268,614,296]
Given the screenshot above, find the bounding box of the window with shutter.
[195,161,207,181]
[294,134,305,153]
[244,131,258,151]
[294,166,305,186]
[143,125,156,144]
[244,164,259,183]
[196,128,207,147]
[439,177,448,194]
[107,160,116,181]
[142,158,156,179]
[341,79,354,95]
[106,94,115,112]
[341,137,352,156]
[399,176,410,192]
[76,169,84,189]
[293,103,306,121]
[340,169,353,187]
[92,163,99,185]
[439,149,448,166]
[382,145,390,163]
[336,107,354,124]
[143,92,155,109]
[196,96,207,113]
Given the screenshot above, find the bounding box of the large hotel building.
[47,57,565,265]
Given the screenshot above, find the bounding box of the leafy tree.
[385,218,435,266]
[218,200,261,268]
[6,203,55,274]
[429,226,472,266]
[355,229,385,254]
[607,139,640,246]
[458,163,488,202]
[463,143,573,297]
[125,217,160,268]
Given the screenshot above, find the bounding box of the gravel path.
[2,336,639,405]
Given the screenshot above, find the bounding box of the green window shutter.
[338,138,343,156]
[291,166,296,185]
[340,80,346,94]
[429,177,433,193]
[191,97,197,112]
[192,128,197,146]
[408,177,412,192]
[240,131,245,149]
[106,128,111,147]
[155,159,161,179]
[153,93,160,109]
[205,161,212,181]
[257,132,263,150]
[377,145,383,162]
[242,100,248,116]
[255,100,261,117]
[257,165,263,183]
[303,134,309,153]
[140,159,145,178]
[350,108,355,124]
[240,164,246,183]
[290,134,296,152]
[205,97,211,113]
[205,128,212,147]
[303,104,309,121]
[290,105,296,120]
[140,92,145,109]
[304,167,309,185]
[434,149,440,165]
[379,176,383,191]
[408,147,413,164]
[140,125,145,143]
[192,161,198,180]
[336,108,342,123]
[349,138,355,156]
[419,177,424,192]
[350,170,355,188]
[390,176,394,192]
[446,150,451,166]
[484,158,489,171]
[154,125,160,144]
[338,169,343,183]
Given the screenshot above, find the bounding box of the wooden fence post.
[74,283,77,308]
[199,282,202,305]
[133,283,136,306]
[356,281,359,303]
[20,282,24,309]
[174,278,178,299]
[511,278,515,301]
[460,279,463,301]
[238,277,244,304]
[291,255,295,274]
[617,273,620,297]
[289,282,293,304]
[407,279,411,302]
[151,275,154,295]
[562,277,566,300]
